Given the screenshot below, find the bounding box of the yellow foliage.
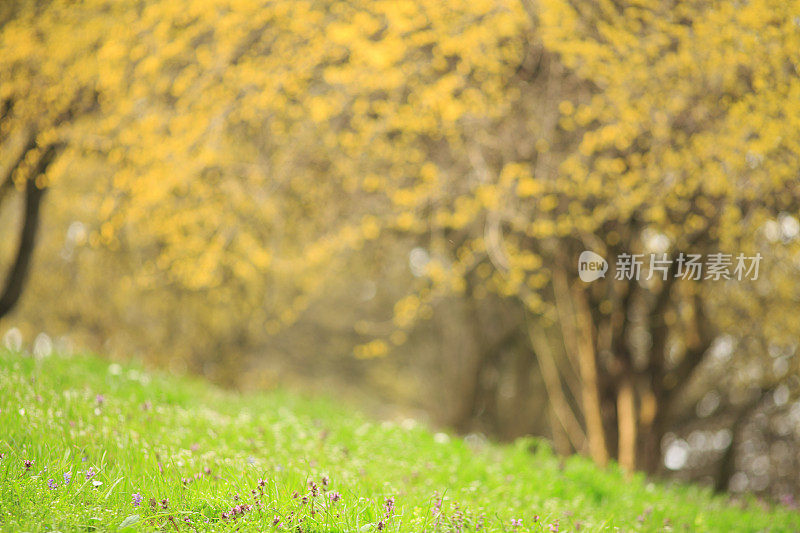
[2,0,798,364]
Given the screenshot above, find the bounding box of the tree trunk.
[638,389,665,474]
[569,280,609,467]
[616,369,637,471]
[527,319,586,453]
[0,143,56,321]
[0,179,46,320]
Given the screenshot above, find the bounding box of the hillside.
[0,349,797,532]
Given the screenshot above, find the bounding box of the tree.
[1,0,101,320]
[3,0,799,480]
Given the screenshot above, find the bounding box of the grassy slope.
[0,350,797,532]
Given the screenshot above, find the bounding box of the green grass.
[0,349,797,532]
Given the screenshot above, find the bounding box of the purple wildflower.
[161,498,169,510]
[453,502,463,530]
[431,493,442,516]
[328,491,341,503]
[132,492,143,507]
[511,518,523,530]
[384,496,395,515]
[23,459,33,471]
[222,503,253,520]
[85,467,96,479]
[272,515,281,526]
[63,472,72,484]
[258,478,267,488]
[0,453,5,460]
[47,478,58,490]
[321,475,329,488]
[95,394,104,405]
[377,519,386,531]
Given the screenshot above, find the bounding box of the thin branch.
[0,130,36,210]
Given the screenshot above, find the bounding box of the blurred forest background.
[2,0,800,502]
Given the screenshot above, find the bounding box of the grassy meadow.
[1,349,798,532]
